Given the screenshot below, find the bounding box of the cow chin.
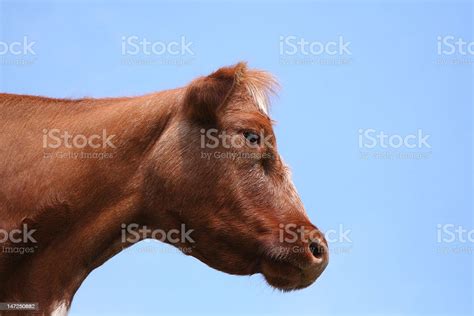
[260,257,327,291]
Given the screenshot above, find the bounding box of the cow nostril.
[309,242,325,259]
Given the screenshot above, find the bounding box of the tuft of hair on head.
[183,62,279,124]
[234,62,280,115]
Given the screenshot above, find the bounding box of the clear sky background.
[0,0,472,315]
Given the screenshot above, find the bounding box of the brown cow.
[0,62,328,315]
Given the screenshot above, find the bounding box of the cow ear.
[183,62,247,123]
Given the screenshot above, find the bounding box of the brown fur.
[0,62,328,315]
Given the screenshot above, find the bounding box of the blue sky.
[1,0,472,315]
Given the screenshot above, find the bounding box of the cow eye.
[243,131,260,145]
